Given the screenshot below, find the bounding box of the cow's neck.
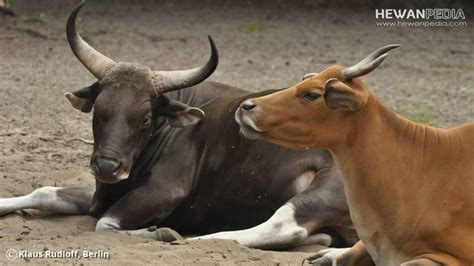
[331,91,463,185]
[328,92,463,261]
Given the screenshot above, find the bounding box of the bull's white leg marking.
[292,171,316,194]
[298,233,333,247]
[0,186,83,216]
[95,217,182,241]
[95,216,121,231]
[190,203,308,249]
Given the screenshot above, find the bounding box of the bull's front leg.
[191,168,354,250]
[0,187,94,216]
[190,203,314,249]
[94,184,188,241]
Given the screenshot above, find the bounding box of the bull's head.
[65,2,218,184]
[235,45,399,150]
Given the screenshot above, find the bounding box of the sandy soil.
[0,2,472,265]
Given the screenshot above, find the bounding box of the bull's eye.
[302,92,321,101]
[141,115,152,128]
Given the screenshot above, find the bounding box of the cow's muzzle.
[235,99,265,140]
[91,153,129,184]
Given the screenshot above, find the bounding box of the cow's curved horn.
[67,1,116,79]
[151,36,218,94]
[302,73,318,80]
[341,44,400,81]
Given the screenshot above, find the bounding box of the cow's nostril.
[241,101,257,111]
[95,158,122,174]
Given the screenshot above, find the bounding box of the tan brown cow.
[234,45,474,265]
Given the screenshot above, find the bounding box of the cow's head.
[65,2,218,184]
[235,45,399,150]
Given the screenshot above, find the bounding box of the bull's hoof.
[147,226,183,242]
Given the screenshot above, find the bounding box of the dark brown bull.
[0,2,356,251]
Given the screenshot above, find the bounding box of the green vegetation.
[406,107,438,125]
[242,23,270,32]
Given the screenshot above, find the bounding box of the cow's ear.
[64,81,101,113]
[323,78,368,111]
[158,97,205,127]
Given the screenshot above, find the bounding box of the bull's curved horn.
[67,1,116,79]
[341,44,400,81]
[151,36,218,94]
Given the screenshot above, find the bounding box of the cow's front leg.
[401,258,442,266]
[94,184,188,241]
[304,241,373,266]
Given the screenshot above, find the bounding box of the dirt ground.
[0,1,472,265]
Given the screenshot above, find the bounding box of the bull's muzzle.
[91,153,129,184]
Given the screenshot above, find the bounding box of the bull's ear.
[167,107,205,127]
[161,97,205,127]
[323,78,368,111]
[64,81,101,113]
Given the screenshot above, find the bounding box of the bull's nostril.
[241,102,257,111]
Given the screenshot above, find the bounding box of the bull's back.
[164,88,333,233]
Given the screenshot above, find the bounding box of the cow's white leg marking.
[190,203,309,249]
[305,247,351,265]
[95,216,182,241]
[0,186,85,216]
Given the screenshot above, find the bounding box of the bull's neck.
[164,88,197,106]
[149,89,200,149]
[163,84,224,107]
[128,89,197,177]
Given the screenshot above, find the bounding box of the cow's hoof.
[148,226,183,242]
[303,248,351,265]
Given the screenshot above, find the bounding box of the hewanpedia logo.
[375,8,467,27]
[375,9,465,20]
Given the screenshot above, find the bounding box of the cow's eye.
[141,115,152,128]
[302,92,320,101]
